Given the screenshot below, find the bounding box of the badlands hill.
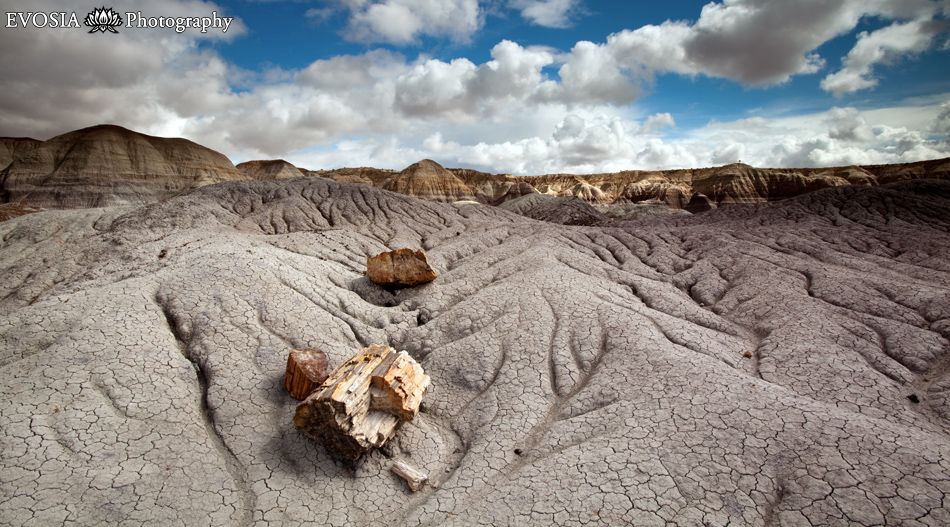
[2,124,948,218]
[0,137,41,170]
[2,172,950,525]
[381,160,478,203]
[315,158,950,210]
[236,160,306,180]
[0,125,246,208]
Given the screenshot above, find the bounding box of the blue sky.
[1,0,949,174]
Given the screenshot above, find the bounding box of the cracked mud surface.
[2,178,950,525]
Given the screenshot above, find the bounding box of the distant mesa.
[0,124,246,209]
[236,159,305,180]
[689,163,850,205]
[2,124,949,223]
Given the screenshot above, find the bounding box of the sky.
[0,0,949,175]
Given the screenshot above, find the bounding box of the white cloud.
[932,102,950,135]
[285,100,950,174]
[0,0,245,141]
[821,18,946,96]
[338,0,482,44]
[393,40,555,119]
[546,0,948,106]
[509,0,583,28]
[640,113,675,135]
[1,0,948,177]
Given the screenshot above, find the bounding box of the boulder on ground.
[367,249,438,288]
[293,345,430,461]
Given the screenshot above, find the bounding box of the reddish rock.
[284,348,329,400]
[366,249,438,288]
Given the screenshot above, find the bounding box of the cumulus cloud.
[0,0,245,141]
[393,40,554,119]
[821,19,946,96]
[689,104,950,170]
[1,0,948,175]
[336,0,482,44]
[509,0,583,28]
[932,101,950,135]
[290,102,949,175]
[546,0,948,106]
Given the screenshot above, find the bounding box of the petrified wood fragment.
[293,345,430,461]
[392,460,428,492]
[284,348,329,400]
[366,248,438,288]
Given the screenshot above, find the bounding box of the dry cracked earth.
[2,177,950,526]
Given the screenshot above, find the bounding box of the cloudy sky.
[1,0,949,174]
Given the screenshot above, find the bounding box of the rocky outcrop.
[0,124,247,208]
[499,194,610,226]
[293,345,430,461]
[367,249,438,288]
[450,168,539,205]
[684,192,716,213]
[594,201,690,220]
[690,163,850,205]
[381,159,477,202]
[0,137,41,170]
[867,157,950,184]
[614,179,691,208]
[565,181,609,204]
[237,160,305,180]
[313,166,398,186]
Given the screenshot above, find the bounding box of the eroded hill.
[1,177,949,525]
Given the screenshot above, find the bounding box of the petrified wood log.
[366,248,438,288]
[293,345,430,461]
[284,348,329,400]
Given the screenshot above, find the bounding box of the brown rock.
[366,249,438,288]
[293,345,430,461]
[284,348,329,400]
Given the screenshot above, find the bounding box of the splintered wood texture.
[293,345,430,461]
[392,460,428,492]
[366,248,438,288]
[284,348,329,400]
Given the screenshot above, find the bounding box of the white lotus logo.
[84,7,122,33]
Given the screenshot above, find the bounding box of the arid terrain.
[2,125,950,525]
